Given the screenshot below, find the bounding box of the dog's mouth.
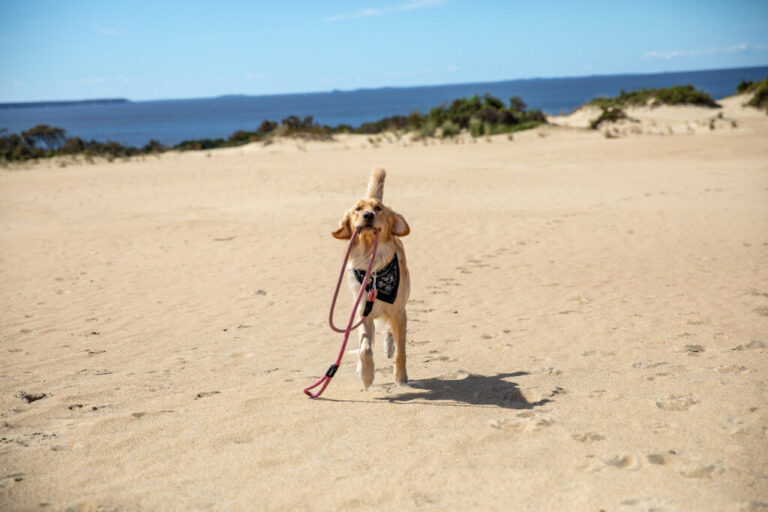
[357,223,379,232]
[359,221,376,230]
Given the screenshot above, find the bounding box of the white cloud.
[324,0,442,22]
[447,65,459,72]
[642,43,768,61]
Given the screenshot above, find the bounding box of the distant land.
[0,98,130,110]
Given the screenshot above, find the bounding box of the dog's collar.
[352,254,400,305]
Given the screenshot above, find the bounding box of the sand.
[1,96,767,511]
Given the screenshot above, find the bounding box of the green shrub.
[588,85,719,109]
[141,140,167,153]
[469,118,484,138]
[420,120,437,138]
[60,137,85,154]
[737,80,754,94]
[227,130,253,145]
[258,119,278,135]
[482,93,505,110]
[744,77,768,112]
[509,96,526,112]
[590,107,629,129]
[440,120,460,138]
[21,124,66,150]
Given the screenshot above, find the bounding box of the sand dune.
[548,92,762,137]
[1,98,767,511]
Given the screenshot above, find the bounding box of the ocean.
[1,66,766,147]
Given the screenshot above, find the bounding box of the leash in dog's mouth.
[303,227,380,399]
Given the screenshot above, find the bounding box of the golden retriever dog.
[332,168,410,388]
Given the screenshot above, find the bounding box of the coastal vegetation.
[0,125,168,163]
[589,107,631,129]
[736,77,768,112]
[587,84,720,109]
[0,94,546,163]
[0,83,738,165]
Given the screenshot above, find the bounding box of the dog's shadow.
[377,371,550,409]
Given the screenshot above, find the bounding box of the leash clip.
[325,364,339,378]
[363,282,377,317]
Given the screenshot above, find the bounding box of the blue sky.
[1,0,767,102]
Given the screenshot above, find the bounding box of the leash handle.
[304,228,379,399]
[327,228,379,333]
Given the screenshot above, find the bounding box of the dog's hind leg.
[376,318,395,359]
[385,330,395,359]
[356,317,375,388]
[390,312,408,386]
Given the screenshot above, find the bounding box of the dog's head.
[331,168,410,241]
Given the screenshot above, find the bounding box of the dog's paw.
[394,367,408,387]
[359,349,375,388]
[385,332,395,359]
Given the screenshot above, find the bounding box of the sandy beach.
[1,96,767,511]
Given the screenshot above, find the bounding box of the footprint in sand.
[547,386,567,397]
[740,501,768,511]
[194,391,221,400]
[1,432,57,448]
[630,360,666,369]
[679,463,721,479]
[572,432,605,442]
[0,473,25,488]
[655,395,698,411]
[18,392,47,403]
[604,454,640,470]
[714,365,748,374]
[680,344,705,356]
[582,454,640,472]
[79,369,112,376]
[646,451,677,465]
[731,340,765,351]
[422,353,454,363]
[488,411,554,432]
[619,497,673,511]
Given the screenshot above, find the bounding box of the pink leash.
[303,227,380,398]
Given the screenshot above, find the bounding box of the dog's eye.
[374,206,381,212]
[355,206,362,211]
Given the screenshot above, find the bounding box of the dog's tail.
[367,167,386,201]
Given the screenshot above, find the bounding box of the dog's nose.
[362,211,374,221]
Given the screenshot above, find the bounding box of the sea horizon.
[4,64,768,106]
[1,65,766,146]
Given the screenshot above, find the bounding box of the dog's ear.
[391,212,410,237]
[332,211,353,240]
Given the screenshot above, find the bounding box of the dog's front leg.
[356,317,375,388]
[391,312,408,386]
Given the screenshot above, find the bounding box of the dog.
[332,168,410,388]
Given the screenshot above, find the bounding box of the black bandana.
[353,254,400,304]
